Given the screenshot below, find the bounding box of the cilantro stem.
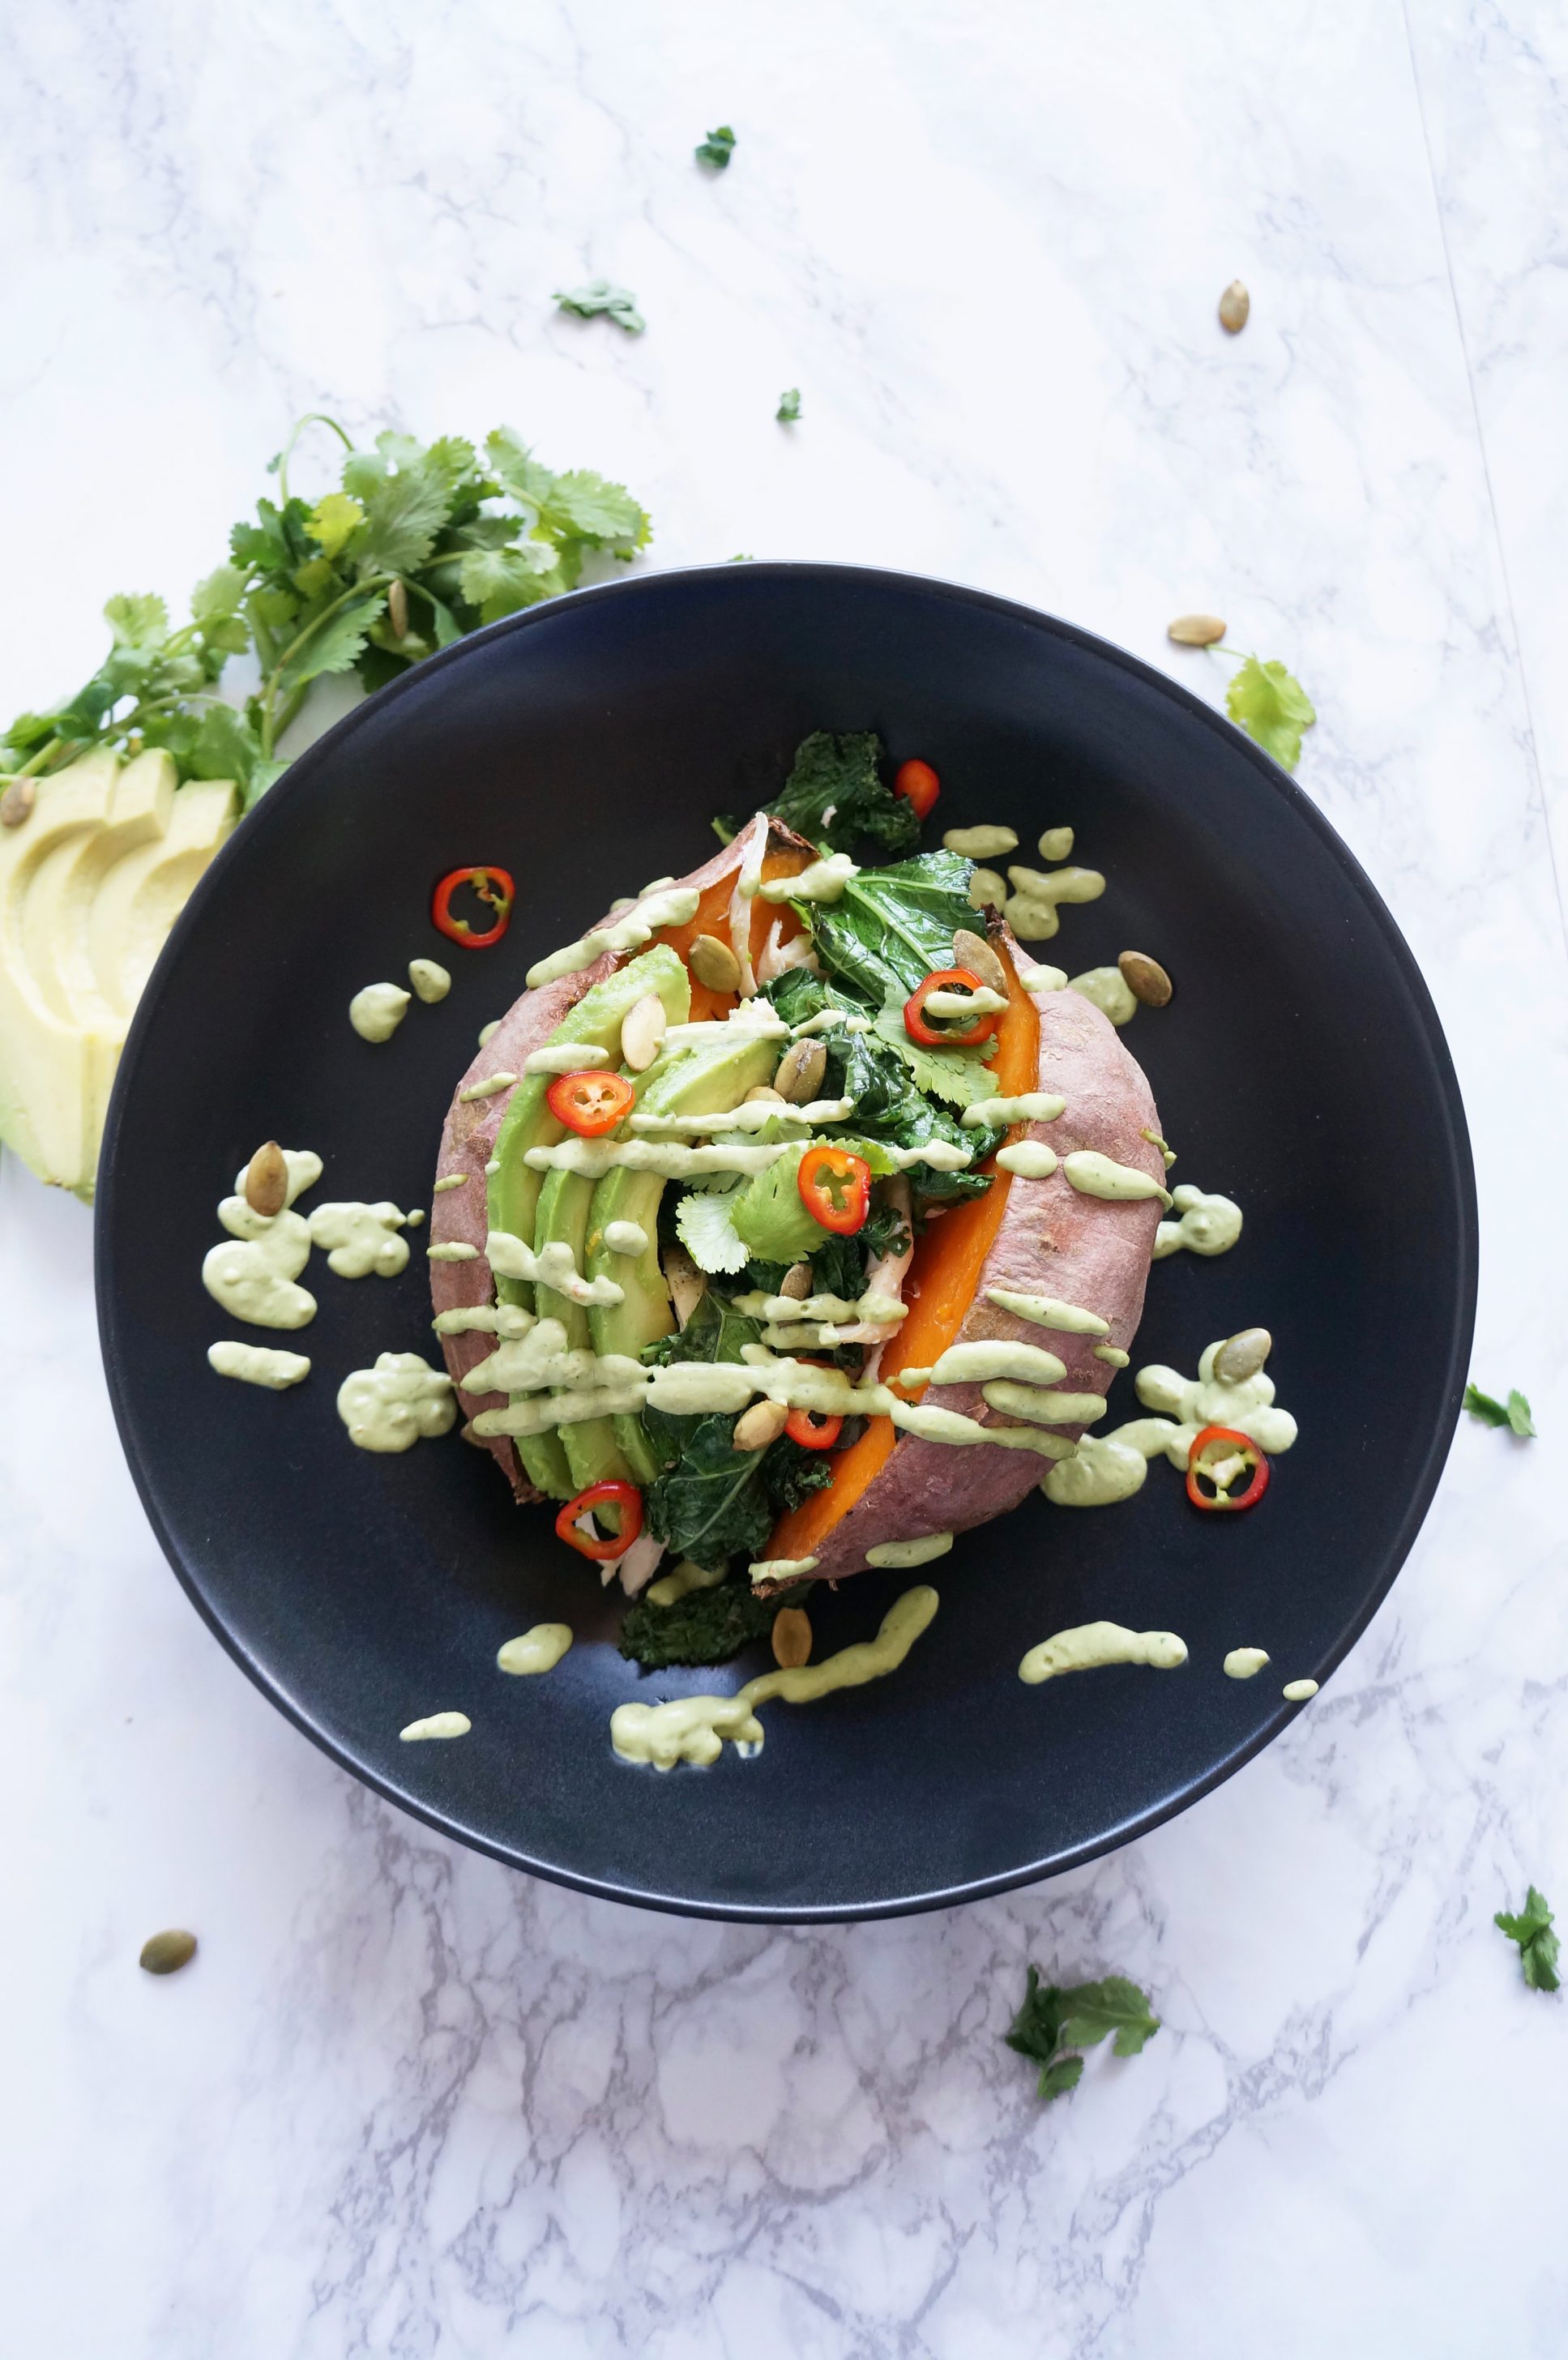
[275,412,355,507]
[257,571,393,756]
[8,737,69,781]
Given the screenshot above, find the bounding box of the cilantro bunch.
[0,416,651,811]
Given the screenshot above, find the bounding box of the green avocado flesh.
[585,1029,781,1484]
[488,946,690,1499]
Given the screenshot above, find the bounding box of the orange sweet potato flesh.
[649,839,811,1020]
[767,947,1040,1562]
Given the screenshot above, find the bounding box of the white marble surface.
[3,1,1567,2350]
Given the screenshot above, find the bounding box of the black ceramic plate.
[96,566,1476,1922]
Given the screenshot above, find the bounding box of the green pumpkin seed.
[139,1929,198,1976]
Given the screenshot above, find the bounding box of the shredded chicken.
[755,914,822,985]
[850,1178,916,1373]
[605,1529,666,1596]
[727,814,767,998]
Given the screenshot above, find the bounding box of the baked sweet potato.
[428,814,813,1494]
[763,925,1165,1579]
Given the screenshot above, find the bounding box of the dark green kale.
[618,1576,808,1670]
[809,848,978,1002]
[641,1294,831,1570]
[1005,1968,1161,2102]
[765,730,921,857]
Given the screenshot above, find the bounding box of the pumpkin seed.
[1167,614,1228,647]
[1117,950,1173,1007]
[387,578,409,639]
[1218,279,1250,334]
[771,1606,813,1668]
[968,866,1007,912]
[689,932,742,991]
[139,1929,197,1976]
[243,1139,289,1217]
[773,1037,826,1102]
[1214,1327,1271,1383]
[951,928,1008,995]
[0,776,36,827]
[780,1261,814,1298]
[733,1398,790,1451]
[620,991,667,1071]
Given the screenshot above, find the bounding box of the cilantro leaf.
[1005,1964,1160,2101]
[1039,2057,1084,2101]
[345,439,452,577]
[190,565,248,623]
[766,729,921,857]
[104,593,169,652]
[274,591,387,698]
[1055,1976,1162,2058]
[457,542,563,623]
[1225,654,1317,772]
[305,491,365,561]
[777,387,801,422]
[540,469,652,553]
[869,998,993,1106]
[1465,1383,1536,1436]
[1495,1886,1560,1992]
[695,125,737,169]
[553,280,646,334]
[674,1186,750,1275]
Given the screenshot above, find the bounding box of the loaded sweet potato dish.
[428,733,1198,1679]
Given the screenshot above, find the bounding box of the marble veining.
[2,0,1566,2352]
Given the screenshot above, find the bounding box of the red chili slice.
[546,1069,636,1137]
[555,1480,644,1560]
[797,1143,872,1236]
[893,758,940,821]
[786,1405,844,1451]
[1186,1424,1271,1512]
[431,865,515,949]
[904,965,1000,1048]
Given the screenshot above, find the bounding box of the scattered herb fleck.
[1005,1966,1161,2101]
[777,387,802,422]
[695,125,737,169]
[1495,1886,1560,1992]
[553,280,646,334]
[1464,1383,1536,1437]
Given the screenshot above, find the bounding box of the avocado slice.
[534,1042,672,1494]
[584,1028,781,1484]
[489,944,690,1499]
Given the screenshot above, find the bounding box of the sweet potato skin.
[797,941,1164,1579]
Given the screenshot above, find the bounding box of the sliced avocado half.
[489,944,690,1499]
[584,1027,781,1484]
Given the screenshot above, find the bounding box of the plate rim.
[94,559,1479,1923]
